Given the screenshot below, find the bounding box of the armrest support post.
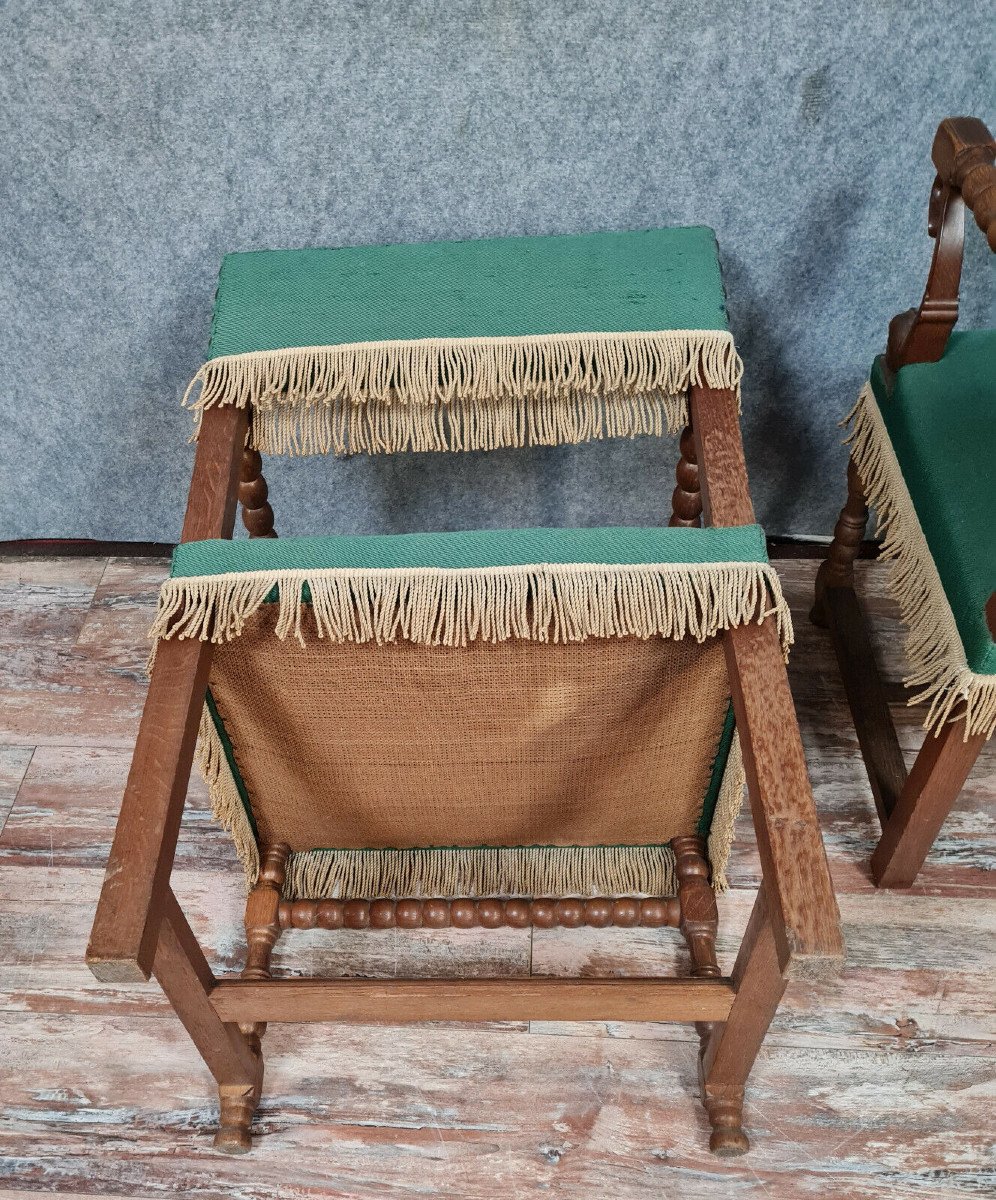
[691,387,844,977]
[86,405,248,982]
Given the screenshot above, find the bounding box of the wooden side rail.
[87,406,248,982]
[691,386,844,978]
[887,116,995,370]
[210,977,736,1025]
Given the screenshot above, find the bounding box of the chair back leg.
[811,458,868,626]
[669,423,704,527]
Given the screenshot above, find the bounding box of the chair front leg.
[871,720,987,887]
[698,888,786,1156]
[152,891,262,1153]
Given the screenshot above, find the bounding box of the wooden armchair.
[813,117,996,886]
[86,228,842,1158]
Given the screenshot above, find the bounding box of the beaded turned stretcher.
[87,226,843,1158]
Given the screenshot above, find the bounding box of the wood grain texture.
[0,551,994,1196]
[668,424,703,527]
[211,977,736,1025]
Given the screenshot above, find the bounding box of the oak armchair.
[87,228,843,1158]
[814,116,996,886]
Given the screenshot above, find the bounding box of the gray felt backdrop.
[2,1,992,543]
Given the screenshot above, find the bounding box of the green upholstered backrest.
[871,330,996,675]
[206,227,730,359]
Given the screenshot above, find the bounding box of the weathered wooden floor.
[0,554,993,1199]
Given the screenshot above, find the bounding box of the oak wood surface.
[668,423,703,527]
[886,116,995,369]
[211,977,736,1025]
[699,890,786,1154]
[932,116,996,249]
[279,894,683,930]
[153,890,258,1088]
[238,447,277,539]
[820,585,908,824]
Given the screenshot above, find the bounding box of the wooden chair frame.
[813,116,996,888]
[86,379,843,1156]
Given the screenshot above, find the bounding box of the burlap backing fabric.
[206,605,734,898]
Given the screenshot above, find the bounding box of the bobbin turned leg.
[672,835,720,981]
[239,447,277,539]
[672,836,721,1055]
[671,836,753,1155]
[811,458,867,625]
[669,424,703,528]
[214,843,289,1153]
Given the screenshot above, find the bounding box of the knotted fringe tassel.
[151,561,793,662]
[845,384,996,740]
[182,331,743,455]
[194,706,260,888]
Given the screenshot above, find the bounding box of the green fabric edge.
[171,524,769,580]
[696,702,736,838]
[205,690,259,842]
[870,338,996,676]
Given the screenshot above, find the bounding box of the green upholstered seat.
[171,523,768,578]
[870,330,996,676]
[206,227,730,359]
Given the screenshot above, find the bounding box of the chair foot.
[703,1090,750,1156]
[214,1078,261,1154]
[213,1028,264,1154]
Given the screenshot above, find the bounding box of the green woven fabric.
[206,227,729,358]
[870,330,996,676]
[172,524,769,579]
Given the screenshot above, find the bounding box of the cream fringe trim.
[707,731,746,892]
[194,706,260,889]
[282,844,680,901]
[197,711,747,899]
[845,384,996,740]
[183,331,743,455]
[151,561,792,660]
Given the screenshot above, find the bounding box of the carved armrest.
[887,116,995,371]
[934,116,996,250]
